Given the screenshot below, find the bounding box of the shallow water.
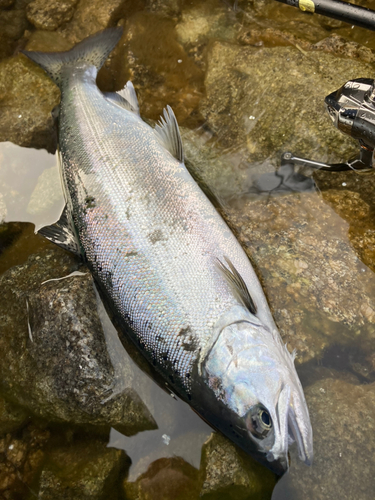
[1,0,375,498]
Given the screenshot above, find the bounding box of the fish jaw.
[195,312,313,474]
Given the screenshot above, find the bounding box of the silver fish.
[22,28,313,474]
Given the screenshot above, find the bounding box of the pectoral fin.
[38,205,82,256]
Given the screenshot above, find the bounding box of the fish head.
[199,316,313,474]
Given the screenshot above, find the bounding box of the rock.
[312,34,375,64]
[0,55,60,152]
[0,0,15,8]
[0,397,28,435]
[176,1,236,46]
[147,0,181,18]
[108,11,204,126]
[58,0,143,45]
[0,423,50,499]
[199,432,276,500]
[38,437,129,500]
[200,42,374,164]
[26,0,78,30]
[225,192,375,365]
[313,169,375,274]
[0,248,157,435]
[273,377,375,500]
[0,8,28,60]
[124,456,200,500]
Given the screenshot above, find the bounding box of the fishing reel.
[282,77,375,172]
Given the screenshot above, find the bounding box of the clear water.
[1,0,375,498]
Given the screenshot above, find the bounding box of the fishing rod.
[274,0,375,31]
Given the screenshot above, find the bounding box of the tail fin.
[21,27,123,88]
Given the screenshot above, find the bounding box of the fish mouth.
[266,384,313,469]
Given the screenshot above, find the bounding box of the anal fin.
[38,205,81,256]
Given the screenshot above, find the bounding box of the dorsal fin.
[216,256,257,315]
[154,105,184,163]
[38,205,82,256]
[117,81,140,115]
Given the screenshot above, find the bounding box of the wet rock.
[225,192,375,364]
[109,11,204,126]
[147,0,181,18]
[124,456,200,500]
[58,0,143,45]
[0,397,28,435]
[26,0,78,30]
[0,8,29,60]
[176,1,236,46]
[0,54,60,152]
[0,423,50,499]
[38,437,129,500]
[312,34,375,64]
[0,0,16,8]
[274,377,375,500]
[201,42,373,164]
[199,432,276,500]
[0,248,157,434]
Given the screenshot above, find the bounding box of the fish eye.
[246,405,273,439]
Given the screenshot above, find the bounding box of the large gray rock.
[0,247,156,435]
[0,55,60,153]
[273,377,375,500]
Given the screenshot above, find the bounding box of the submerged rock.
[225,192,375,365]
[0,423,50,499]
[0,7,28,60]
[274,377,375,500]
[38,437,129,500]
[0,247,156,434]
[0,55,60,152]
[109,11,204,126]
[201,42,374,165]
[26,0,78,31]
[0,397,28,435]
[124,456,200,500]
[199,432,276,500]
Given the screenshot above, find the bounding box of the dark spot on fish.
[85,195,96,209]
[178,326,192,337]
[148,229,164,244]
[125,250,138,257]
[226,343,234,355]
[186,373,190,379]
[125,207,131,220]
[169,375,174,384]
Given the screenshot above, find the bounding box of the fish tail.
[21,27,123,88]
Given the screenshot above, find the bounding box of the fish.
[22,28,313,474]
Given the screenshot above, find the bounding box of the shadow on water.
[1,0,375,498]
